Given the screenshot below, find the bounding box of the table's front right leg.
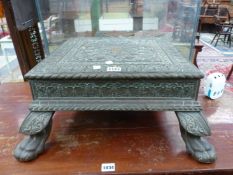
[175,111,216,163]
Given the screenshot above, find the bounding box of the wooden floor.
[0,82,233,175]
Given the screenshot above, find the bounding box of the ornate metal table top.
[25,37,203,79]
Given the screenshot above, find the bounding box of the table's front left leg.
[175,111,216,163]
[14,111,54,161]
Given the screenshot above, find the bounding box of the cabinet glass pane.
[36,0,200,60]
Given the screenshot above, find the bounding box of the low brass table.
[14,37,216,163]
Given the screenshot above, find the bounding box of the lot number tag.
[101,163,116,172]
[107,66,121,72]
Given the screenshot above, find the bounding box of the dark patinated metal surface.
[25,37,203,79]
[25,37,203,111]
[19,111,54,135]
[15,37,216,163]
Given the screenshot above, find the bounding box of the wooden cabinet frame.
[2,0,44,78]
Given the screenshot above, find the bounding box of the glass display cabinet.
[14,0,216,163]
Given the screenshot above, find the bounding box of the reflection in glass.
[36,0,200,60]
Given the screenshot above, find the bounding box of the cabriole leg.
[175,111,216,163]
[14,111,54,161]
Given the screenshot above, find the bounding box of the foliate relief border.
[30,79,199,99]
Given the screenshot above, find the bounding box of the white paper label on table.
[93,65,101,70]
[107,66,121,72]
[101,163,116,172]
[105,61,113,65]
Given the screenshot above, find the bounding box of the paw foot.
[185,136,216,163]
[14,134,46,161]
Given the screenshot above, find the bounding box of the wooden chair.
[211,20,233,48]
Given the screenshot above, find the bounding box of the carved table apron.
[14,37,216,163]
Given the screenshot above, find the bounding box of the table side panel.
[30,79,199,100]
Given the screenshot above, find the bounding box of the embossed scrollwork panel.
[30,79,198,100]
